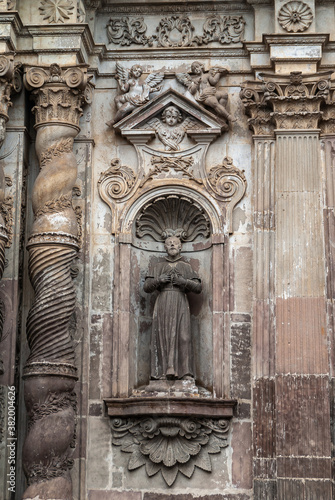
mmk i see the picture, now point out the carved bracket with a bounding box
[106,397,236,486]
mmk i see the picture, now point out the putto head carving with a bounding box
[135,194,211,242]
[161,106,183,126]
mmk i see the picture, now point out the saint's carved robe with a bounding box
[144,258,202,380]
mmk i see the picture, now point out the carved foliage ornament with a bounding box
[39,0,75,24]
[98,158,137,202]
[106,15,245,47]
[107,16,151,46]
[136,194,211,242]
[140,155,202,188]
[278,1,313,33]
[208,156,247,203]
[111,417,229,486]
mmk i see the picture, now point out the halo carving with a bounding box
[135,194,211,242]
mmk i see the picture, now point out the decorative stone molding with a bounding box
[139,155,202,188]
[208,156,247,203]
[240,84,275,136]
[241,71,331,132]
[39,0,75,24]
[194,15,246,45]
[22,63,91,500]
[0,54,21,375]
[98,158,137,202]
[135,194,211,242]
[155,15,195,48]
[110,415,231,486]
[107,16,151,46]
[0,386,4,443]
[278,1,313,33]
[106,14,245,47]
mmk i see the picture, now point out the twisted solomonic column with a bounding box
[22,64,92,500]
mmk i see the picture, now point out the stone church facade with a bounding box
[0,1,334,499]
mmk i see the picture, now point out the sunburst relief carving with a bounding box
[278,1,313,33]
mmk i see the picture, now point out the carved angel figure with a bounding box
[176,61,233,122]
[111,62,164,124]
[147,105,196,151]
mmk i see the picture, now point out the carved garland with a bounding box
[139,155,202,188]
[111,416,230,486]
[106,14,245,47]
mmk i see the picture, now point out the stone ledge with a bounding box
[104,396,236,417]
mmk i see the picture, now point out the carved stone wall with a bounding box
[0,1,335,500]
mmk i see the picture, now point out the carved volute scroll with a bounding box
[0,54,21,375]
[22,64,92,500]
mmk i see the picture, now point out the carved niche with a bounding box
[102,85,245,486]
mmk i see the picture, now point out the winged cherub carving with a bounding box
[147,105,198,151]
[176,61,234,123]
[110,62,164,125]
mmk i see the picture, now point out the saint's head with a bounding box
[164,236,182,259]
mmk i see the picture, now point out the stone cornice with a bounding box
[98,1,252,14]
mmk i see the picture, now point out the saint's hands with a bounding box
[158,271,186,286]
[158,273,171,284]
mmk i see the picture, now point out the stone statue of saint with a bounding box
[143,236,202,381]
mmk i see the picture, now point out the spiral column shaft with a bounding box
[22,64,91,500]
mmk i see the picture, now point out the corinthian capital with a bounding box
[23,63,93,129]
[241,71,332,133]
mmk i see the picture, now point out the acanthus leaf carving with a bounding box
[106,14,245,47]
[154,15,195,48]
[107,16,151,46]
[208,156,247,203]
[98,158,137,202]
[39,0,75,24]
[194,14,245,45]
[111,416,230,486]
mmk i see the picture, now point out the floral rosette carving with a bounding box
[278,1,313,33]
[111,416,230,486]
[98,158,137,205]
[208,157,247,205]
[39,0,75,24]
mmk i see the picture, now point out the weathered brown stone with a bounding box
[276,375,331,457]
[89,403,103,416]
[277,457,331,478]
[143,494,250,500]
[89,491,141,500]
[253,480,277,500]
[253,458,277,480]
[276,298,328,375]
[253,378,276,459]
[231,321,251,399]
[232,421,252,488]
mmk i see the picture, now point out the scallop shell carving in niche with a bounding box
[135,195,211,242]
[278,1,313,33]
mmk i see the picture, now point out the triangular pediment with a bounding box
[113,88,226,133]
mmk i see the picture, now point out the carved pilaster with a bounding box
[0,54,21,375]
[22,64,92,500]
